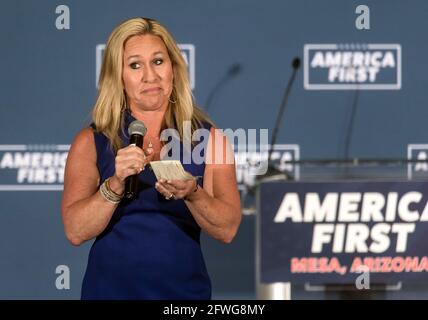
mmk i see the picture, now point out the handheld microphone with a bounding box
[124,120,147,200]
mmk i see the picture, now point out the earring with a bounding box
[168,96,177,104]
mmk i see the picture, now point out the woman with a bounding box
[61,17,241,299]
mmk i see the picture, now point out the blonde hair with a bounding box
[92,17,213,153]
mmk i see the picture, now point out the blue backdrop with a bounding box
[1,0,427,299]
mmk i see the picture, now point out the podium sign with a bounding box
[258,181,428,285]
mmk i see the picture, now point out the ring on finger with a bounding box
[165,193,175,200]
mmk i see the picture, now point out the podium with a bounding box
[255,175,292,300]
[254,173,428,299]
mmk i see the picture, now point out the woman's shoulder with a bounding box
[71,127,96,150]
[66,127,97,164]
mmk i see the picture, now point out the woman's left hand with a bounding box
[155,177,197,200]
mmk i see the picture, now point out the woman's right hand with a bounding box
[109,145,154,194]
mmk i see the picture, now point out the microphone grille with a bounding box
[128,120,147,136]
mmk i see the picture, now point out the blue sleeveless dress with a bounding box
[81,111,212,300]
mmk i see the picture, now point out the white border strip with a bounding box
[95,44,106,88]
[0,145,27,151]
[0,145,70,151]
[0,185,63,191]
[178,44,195,90]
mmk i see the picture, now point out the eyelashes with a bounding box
[153,58,163,65]
[129,59,164,69]
[129,62,140,69]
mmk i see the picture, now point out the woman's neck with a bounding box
[129,107,166,138]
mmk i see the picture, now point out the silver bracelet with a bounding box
[99,179,122,204]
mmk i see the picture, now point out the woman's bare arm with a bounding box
[61,128,118,246]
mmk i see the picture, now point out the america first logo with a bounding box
[304,44,401,90]
[235,144,300,190]
[0,145,69,191]
[408,144,428,180]
[96,43,195,89]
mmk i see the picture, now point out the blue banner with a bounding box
[260,181,428,285]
